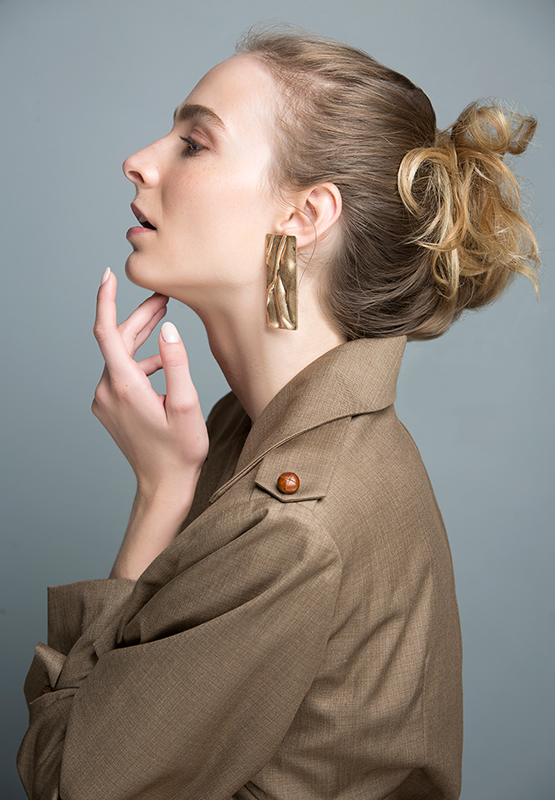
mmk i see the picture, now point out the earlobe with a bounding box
[280,182,342,248]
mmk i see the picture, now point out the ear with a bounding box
[277,182,342,248]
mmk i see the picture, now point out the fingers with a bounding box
[94,270,169,380]
[93,270,134,376]
[94,269,118,338]
[159,322,200,416]
[119,293,169,355]
[137,353,163,376]
[124,304,168,357]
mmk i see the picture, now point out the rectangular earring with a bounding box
[265,233,298,330]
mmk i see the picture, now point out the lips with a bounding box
[131,203,157,230]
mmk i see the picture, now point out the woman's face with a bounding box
[123,55,283,304]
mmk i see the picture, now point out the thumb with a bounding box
[159,322,199,414]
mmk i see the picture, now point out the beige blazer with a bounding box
[18,337,462,800]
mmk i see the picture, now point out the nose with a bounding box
[122,141,161,187]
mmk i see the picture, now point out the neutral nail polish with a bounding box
[161,322,180,343]
[101,267,111,285]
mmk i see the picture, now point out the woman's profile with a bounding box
[17,25,538,800]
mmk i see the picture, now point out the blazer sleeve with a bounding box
[17,504,342,800]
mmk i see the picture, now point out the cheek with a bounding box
[171,171,274,250]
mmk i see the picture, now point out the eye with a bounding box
[180,136,203,157]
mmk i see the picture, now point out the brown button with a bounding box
[40,685,53,695]
[277,472,300,494]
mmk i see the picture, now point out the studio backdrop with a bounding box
[1,1,553,798]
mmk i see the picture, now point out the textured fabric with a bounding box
[17,337,462,800]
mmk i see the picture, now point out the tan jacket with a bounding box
[18,337,462,800]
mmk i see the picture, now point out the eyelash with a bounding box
[180,136,203,157]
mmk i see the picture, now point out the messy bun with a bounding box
[238,27,539,340]
[398,103,539,336]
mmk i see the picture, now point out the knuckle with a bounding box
[111,379,135,402]
[93,324,107,344]
[111,383,129,401]
[168,396,195,416]
[93,384,107,406]
[163,351,187,368]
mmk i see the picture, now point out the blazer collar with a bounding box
[210,337,406,504]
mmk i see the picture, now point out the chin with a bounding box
[125,255,160,293]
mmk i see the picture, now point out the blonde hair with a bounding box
[238,27,539,340]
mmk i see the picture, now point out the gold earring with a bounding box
[265,233,298,330]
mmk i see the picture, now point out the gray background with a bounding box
[1,0,553,797]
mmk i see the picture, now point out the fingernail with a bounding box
[101,267,111,285]
[161,321,180,343]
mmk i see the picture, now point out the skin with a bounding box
[92,55,345,580]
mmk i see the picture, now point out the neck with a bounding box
[190,286,346,422]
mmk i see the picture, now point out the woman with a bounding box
[17,27,538,800]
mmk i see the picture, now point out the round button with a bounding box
[40,685,53,695]
[277,472,300,494]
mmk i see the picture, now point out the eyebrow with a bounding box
[172,102,227,133]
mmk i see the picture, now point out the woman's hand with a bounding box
[92,268,209,578]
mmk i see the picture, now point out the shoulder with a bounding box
[251,405,443,545]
